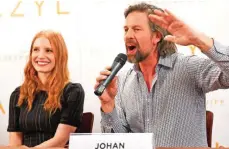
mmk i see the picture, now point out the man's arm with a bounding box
[100,92,131,133]
[149,9,213,51]
[96,71,130,133]
[186,40,229,93]
[149,9,229,92]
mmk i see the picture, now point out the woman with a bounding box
[7,30,84,148]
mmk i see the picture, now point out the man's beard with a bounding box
[127,48,149,64]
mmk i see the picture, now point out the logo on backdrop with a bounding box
[0,51,27,62]
[0,1,69,17]
[0,101,5,114]
[207,99,225,107]
[189,45,196,55]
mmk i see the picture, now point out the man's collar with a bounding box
[158,53,178,68]
[133,53,178,71]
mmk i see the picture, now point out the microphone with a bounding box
[94,53,127,96]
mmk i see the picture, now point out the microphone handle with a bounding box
[94,63,122,96]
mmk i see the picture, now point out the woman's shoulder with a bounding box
[12,86,20,93]
[62,82,85,101]
[11,86,20,97]
[63,82,84,93]
[9,86,21,103]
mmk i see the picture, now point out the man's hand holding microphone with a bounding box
[94,53,127,113]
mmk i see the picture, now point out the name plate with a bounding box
[69,133,154,149]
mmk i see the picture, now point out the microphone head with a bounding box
[114,53,127,65]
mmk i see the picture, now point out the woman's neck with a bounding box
[38,72,50,87]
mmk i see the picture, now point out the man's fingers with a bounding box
[105,66,112,70]
[149,14,169,29]
[152,9,178,26]
[164,9,177,21]
[150,9,176,29]
[100,69,111,75]
[96,75,107,82]
[95,66,112,89]
[111,76,117,84]
[153,9,166,17]
[94,82,99,90]
[107,76,117,88]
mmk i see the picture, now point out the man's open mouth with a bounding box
[128,45,136,51]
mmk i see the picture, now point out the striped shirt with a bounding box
[7,83,85,147]
[101,40,229,147]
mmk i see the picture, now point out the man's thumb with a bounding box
[164,35,176,43]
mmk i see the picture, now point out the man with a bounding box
[95,2,229,147]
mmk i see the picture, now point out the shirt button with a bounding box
[147,119,150,122]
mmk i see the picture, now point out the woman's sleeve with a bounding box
[7,87,21,132]
[60,83,85,128]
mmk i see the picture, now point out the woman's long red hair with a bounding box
[18,30,69,113]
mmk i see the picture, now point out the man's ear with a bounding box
[152,31,162,44]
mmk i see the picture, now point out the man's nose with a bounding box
[124,29,134,41]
